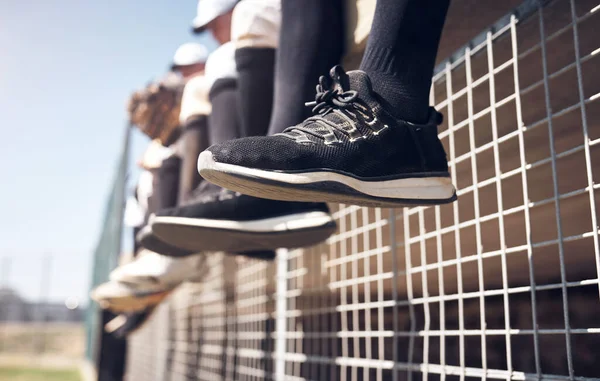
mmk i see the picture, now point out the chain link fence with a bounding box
[85,126,131,367]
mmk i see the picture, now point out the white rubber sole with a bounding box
[198,151,457,208]
[92,290,171,313]
[151,211,333,233]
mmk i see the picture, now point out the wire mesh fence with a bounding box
[125,0,600,380]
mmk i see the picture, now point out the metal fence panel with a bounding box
[85,126,130,364]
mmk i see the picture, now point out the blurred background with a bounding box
[0,1,210,379]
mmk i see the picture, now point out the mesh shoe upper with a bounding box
[207,66,449,179]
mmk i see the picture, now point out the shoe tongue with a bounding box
[347,70,375,100]
[284,69,377,139]
[329,68,373,97]
[304,71,374,133]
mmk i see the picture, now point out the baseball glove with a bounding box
[127,77,185,145]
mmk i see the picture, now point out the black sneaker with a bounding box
[137,225,195,257]
[139,185,277,260]
[198,66,456,208]
[141,222,276,260]
[149,183,336,253]
[234,250,277,261]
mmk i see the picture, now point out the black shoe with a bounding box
[138,193,277,260]
[141,224,276,260]
[150,183,336,253]
[233,250,277,261]
[136,225,195,257]
[198,66,457,208]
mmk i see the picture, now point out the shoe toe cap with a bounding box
[152,206,181,219]
[207,136,312,171]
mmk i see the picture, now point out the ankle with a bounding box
[361,70,428,123]
[408,111,448,172]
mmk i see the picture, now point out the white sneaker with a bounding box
[90,280,171,313]
[109,250,206,288]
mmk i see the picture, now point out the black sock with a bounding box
[235,47,276,137]
[155,155,181,210]
[208,78,241,145]
[267,0,346,135]
[178,115,209,204]
[132,226,142,255]
[359,0,450,123]
[162,127,181,147]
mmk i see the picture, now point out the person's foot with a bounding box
[137,225,195,257]
[235,250,277,261]
[198,66,456,208]
[91,251,206,312]
[90,281,172,313]
[109,250,206,287]
[150,182,336,253]
[138,218,275,260]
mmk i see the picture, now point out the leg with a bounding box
[360,0,451,123]
[155,155,181,210]
[178,116,210,204]
[267,0,346,135]
[208,78,241,145]
[139,156,194,257]
[235,47,276,137]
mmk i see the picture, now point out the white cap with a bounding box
[171,42,209,69]
[192,0,238,33]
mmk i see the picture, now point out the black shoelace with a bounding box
[280,66,379,143]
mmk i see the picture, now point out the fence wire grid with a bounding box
[125,1,600,380]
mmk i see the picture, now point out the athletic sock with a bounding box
[156,155,181,210]
[208,78,241,145]
[235,47,276,137]
[267,0,346,135]
[178,116,209,204]
[359,0,450,124]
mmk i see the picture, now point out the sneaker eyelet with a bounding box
[349,136,366,143]
[373,125,389,135]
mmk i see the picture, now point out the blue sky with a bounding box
[0,1,216,304]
